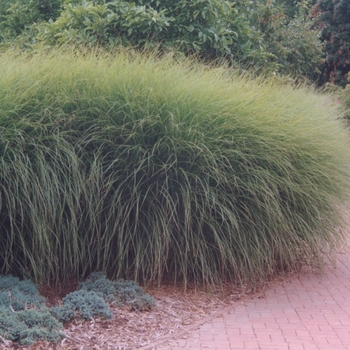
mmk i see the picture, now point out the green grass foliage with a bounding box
[341,84,350,121]
[0,49,349,287]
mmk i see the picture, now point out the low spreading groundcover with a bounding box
[0,273,155,344]
[0,49,349,287]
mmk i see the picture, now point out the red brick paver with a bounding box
[155,243,350,350]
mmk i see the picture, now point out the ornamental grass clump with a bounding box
[0,49,349,287]
[341,84,350,121]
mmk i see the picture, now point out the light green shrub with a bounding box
[0,49,349,288]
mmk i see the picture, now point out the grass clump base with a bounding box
[0,49,350,288]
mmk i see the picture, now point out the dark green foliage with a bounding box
[278,0,317,18]
[248,0,324,81]
[32,0,63,21]
[0,0,29,27]
[0,0,325,76]
[34,0,252,60]
[129,0,251,58]
[0,0,276,69]
[0,0,13,20]
[0,275,63,345]
[0,1,33,38]
[317,0,350,86]
[51,290,113,321]
[0,0,63,39]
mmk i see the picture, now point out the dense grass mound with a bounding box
[0,50,349,286]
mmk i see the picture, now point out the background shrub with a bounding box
[0,0,276,70]
[248,0,324,81]
[0,0,327,80]
[317,0,350,86]
[0,49,349,287]
[0,0,62,40]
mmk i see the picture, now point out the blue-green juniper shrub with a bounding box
[79,272,155,311]
[51,289,113,322]
[0,273,155,344]
[0,275,63,345]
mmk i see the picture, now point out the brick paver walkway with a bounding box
[155,244,350,350]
